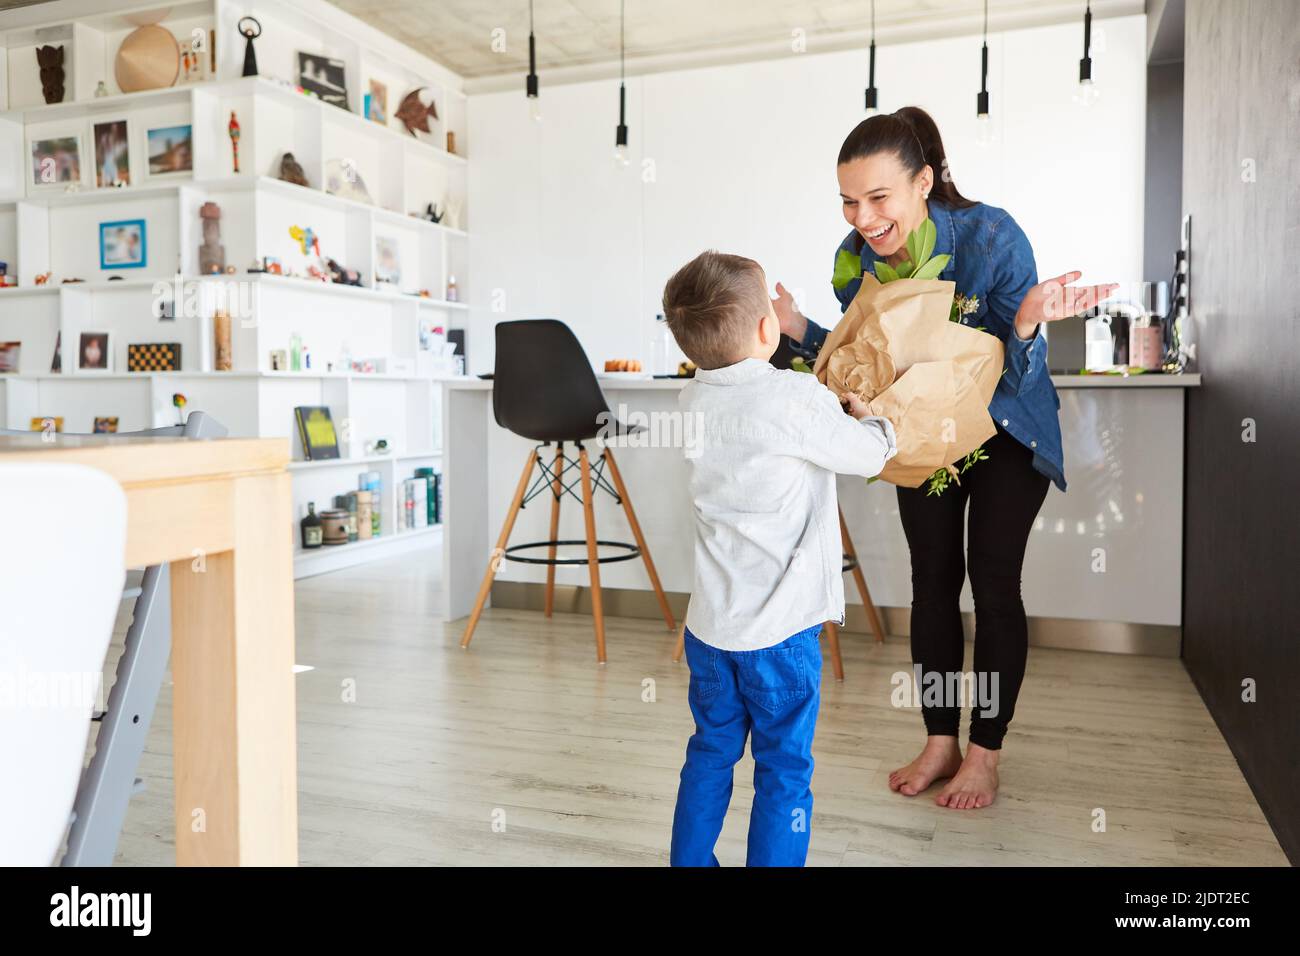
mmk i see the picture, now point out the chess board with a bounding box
[127,342,182,372]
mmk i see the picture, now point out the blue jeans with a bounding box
[670,624,823,867]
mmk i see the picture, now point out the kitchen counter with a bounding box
[440,372,1200,655]
[445,372,1202,390]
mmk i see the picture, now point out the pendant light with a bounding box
[614,0,629,165]
[1074,1,1100,106]
[864,0,878,115]
[975,0,993,145]
[526,0,541,121]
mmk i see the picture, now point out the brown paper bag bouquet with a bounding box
[811,218,1004,494]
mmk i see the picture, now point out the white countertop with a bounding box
[442,373,1202,390]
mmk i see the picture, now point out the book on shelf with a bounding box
[294,406,340,461]
[414,467,441,525]
[401,477,429,530]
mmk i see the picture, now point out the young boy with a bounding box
[663,250,898,867]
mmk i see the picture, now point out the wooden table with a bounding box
[0,434,297,866]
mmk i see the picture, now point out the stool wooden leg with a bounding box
[544,442,563,617]
[823,621,845,682]
[578,446,607,663]
[461,448,538,649]
[840,507,886,644]
[602,448,676,631]
[672,622,685,663]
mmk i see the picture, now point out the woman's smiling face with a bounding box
[838,151,933,260]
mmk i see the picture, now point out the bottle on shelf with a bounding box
[446,275,458,303]
[300,502,323,549]
[290,332,302,372]
[651,312,674,376]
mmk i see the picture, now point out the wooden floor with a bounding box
[110,546,1287,866]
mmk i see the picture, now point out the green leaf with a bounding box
[790,357,813,374]
[905,228,921,269]
[832,248,861,291]
[874,261,901,283]
[911,253,950,281]
[918,218,936,266]
[895,259,915,279]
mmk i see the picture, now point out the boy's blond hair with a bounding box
[662,251,769,370]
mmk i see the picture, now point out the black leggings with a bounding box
[895,428,1050,751]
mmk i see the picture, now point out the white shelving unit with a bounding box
[0,0,472,578]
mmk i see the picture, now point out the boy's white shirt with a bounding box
[680,357,897,652]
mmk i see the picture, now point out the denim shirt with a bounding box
[791,200,1066,492]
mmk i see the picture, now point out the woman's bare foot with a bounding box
[936,743,1000,809]
[888,735,963,796]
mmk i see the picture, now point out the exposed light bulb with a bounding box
[614,143,629,166]
[975,113,995,146]
[1073,78,1100,107]
[528,95,543,122]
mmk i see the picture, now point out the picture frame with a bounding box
[78,331,112,372]
[373,235,400,288]
[92,119,132,188]
[367,78,387,123]
[145,123,193,178]
[0,341,20,373]
[99,219,147,270]
[29,134,83,189]
[93,416,119,434]
[297,52,349,111]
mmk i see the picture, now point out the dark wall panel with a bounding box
[1181,0,1300,863]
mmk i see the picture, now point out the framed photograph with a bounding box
[374,235,400,287]
[78,332,111,372]
[367,78,387,123]
[30,416,63,434]
[93,416,119,434]
[0,341,20,373]
[99,219,147,269]
[146,124,192,177]
[92,119,131,188]
[298,52,349,110]
[30,134,82,189]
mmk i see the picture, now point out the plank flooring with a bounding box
[108,546,1288,866]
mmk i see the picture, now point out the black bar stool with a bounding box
[460,319,676,663]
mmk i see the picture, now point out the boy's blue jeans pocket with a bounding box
[671,625,823,867]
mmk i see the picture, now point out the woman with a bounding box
[774,107,1114,809]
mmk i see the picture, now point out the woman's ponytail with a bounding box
[837,106,975,209]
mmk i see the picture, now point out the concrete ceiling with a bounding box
[332,0,1135,82]
[0,1,1141,83]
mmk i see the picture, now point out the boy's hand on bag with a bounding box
[841,392,871,419]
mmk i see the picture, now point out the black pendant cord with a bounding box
[526,0,539,98]
[616,0,628,150]
[976,0,989,117]
[1079,0,1094,82]
[864,0,878,112]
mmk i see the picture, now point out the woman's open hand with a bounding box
[772,281,808,343]
[1014,271,1119,341]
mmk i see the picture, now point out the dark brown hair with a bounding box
[837,106,975,209]
[662,251,769,370]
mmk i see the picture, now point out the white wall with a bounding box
[467,15,1147,374]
